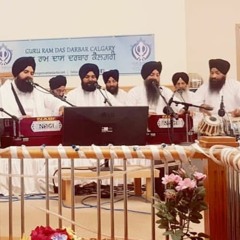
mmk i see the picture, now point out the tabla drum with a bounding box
[198,115,221,136]
[223,116,240,136]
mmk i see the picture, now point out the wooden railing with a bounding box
[0,142,239,239]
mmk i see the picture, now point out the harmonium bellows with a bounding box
[0,116,63,148]
[146,114,197,145]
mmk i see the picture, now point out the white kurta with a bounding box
[114,88,128,105]
[0,80,66,118]
[66,85,121,106]
[0,80,68,195]
[126,84,182,114]
[175,90,196,111]
[192,79,240,115]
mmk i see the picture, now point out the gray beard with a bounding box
[144,80,160,106]
[176,89,188,102]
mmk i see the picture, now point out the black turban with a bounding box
[141,61,162,80]
[172,72,189,85]
[209,59,230,75]
[78,63,100,80]
[49,75,67,90]
[102,69,119,84]
[12,56,36,77]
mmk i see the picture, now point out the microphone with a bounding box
[29,81,75,107]
[151,79,160,89]
[151,80,178,119]
[26,79,35,86]
[94,82,102,90]
[177,89,183,95]
[163,105,179,119]
[168,90,177,106]
[0,108,19,121]
[218,96,225,117]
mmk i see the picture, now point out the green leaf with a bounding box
[198,232,210,238]
[190,211,203,220]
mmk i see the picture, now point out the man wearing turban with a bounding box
[127,61,185,200]
[126,61,183,115]
[67,63,121,106]
[0,57,69,196]
[0,56,67,118]
[49,75,67,99]
[102,69,127,105]
[171,72,195,111]
[192,58,240,117]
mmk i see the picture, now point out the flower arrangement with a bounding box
[154,168,210,240]
[21,226,81,240]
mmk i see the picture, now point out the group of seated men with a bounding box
[1,56,240,195]
[1,56,240,122]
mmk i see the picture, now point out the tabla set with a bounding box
[197,114,240,137]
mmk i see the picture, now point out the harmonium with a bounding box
[146,114,198,145]
[0,116,63,148]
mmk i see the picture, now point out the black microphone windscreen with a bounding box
[94,82,102,89]
[151,79,159,86]
[218,109,225,117]
[177,89,183,95]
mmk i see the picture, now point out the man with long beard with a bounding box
[126,61,182,115]
[102,69,127,105]
[66,63,121,106]
[192,58,240,117]
[0,56,66,118]
[127,61,184,200]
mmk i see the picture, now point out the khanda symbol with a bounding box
[0,44,12,65]
[132,39,151,61]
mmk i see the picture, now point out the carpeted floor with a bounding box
[0,191,204,240]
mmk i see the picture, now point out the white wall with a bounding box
[185,0,240,82]
[3,0,240,88]
[0,0,187,88]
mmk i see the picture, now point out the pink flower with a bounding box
[162,173,182,185]
[175,178,197,191]
[193,172,207,181]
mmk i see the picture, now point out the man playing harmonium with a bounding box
[0,56,66,119]
[126,60,186,199]
[0,56,68,195]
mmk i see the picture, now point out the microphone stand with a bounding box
[0,108,19,121]
[156,88,178,119]
[170,99,216,144]
[154,85,177,143]
[171,99,213,112]
[94,83,113,171]
[95,84,112,106]
[30,82,76,107]
[0,108,19,138]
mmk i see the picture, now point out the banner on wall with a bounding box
[0,34,154,77]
